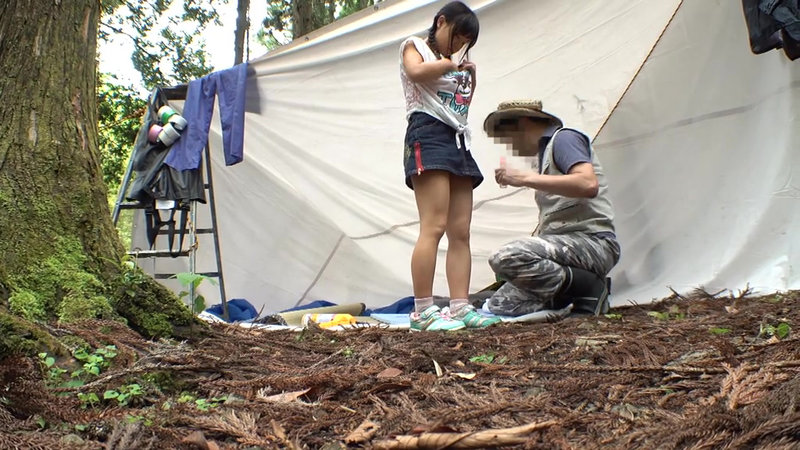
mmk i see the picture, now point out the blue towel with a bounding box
[205,298,258,322]
[365,296,414,315]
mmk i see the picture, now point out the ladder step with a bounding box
[118,202,144,210]
[156,228,214,235]
[127,249,191,258]
[118,202,191,211]
[154,272,220,280]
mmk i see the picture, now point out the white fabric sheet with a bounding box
[133,0,797,314]
[594,0,800,304]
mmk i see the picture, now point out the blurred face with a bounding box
[435,17,472,59]
[492,117,549,156]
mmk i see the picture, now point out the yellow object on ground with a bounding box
[302,313,358,329]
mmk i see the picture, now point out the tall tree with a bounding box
[100,0,224,90]
[0,0,194,356]
[259,0,375,44]
[234,0,251,65]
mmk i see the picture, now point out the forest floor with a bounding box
[1,289,798,449]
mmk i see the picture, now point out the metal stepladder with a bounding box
[112,87,228,320]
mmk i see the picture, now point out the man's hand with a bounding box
[495,167,534,188]
[495,162,599,198]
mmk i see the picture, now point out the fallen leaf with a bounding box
[575,338,607,347]
[271,419,287,440]
[344,419,380,444]
[453,372,476,380]
[377,367,402,378]
[259,388,310,403]
[433,360,443,377]
[182,431,219,450]
[340,405,357,413]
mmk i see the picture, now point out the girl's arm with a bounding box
[402,43,458,83]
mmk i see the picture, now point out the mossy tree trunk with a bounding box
[0,0,195,356]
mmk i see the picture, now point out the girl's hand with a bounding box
[459,61,476,74]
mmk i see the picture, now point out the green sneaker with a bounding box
[410,305,465,332]
[449,305,502,329]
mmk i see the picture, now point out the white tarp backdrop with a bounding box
[132,0,799,314]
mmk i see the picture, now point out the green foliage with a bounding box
[648,311,669,321]
[38,352,68,383]
[38,345,116,389]
[59,294,114,323]
[71,345,118,379]
[111,261,196,339]
[97,74,146,196]
[100,1,224,89]
[177,392,227,411]
[8,290,46,322]
[40,345,129,409]
[469,352,507,364]
[709,327,732,335]
[141,371,182,394]
[763,294,786,303]
[257,0,375,46]
[77,392,100,409]
[173,272,217,314]
[648,305,685,321]
[104,383,144,406]
[759,322,791,339]
[8,237,114,324]
[125,413,154,426]
[0,309,64,358]
[604,313,623,320]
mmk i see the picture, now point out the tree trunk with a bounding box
[292,0,315,38]
[0,0,117,277]
[0,0,196,356]
[234,0,250,65]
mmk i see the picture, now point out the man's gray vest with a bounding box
[534,128,615,236]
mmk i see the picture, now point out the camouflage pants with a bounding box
[487,233,620,316]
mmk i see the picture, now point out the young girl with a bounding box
[400,1,500,331]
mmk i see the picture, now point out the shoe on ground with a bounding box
[448,304,502,328]
[481,300,572,323]
[571,277,611,316]
[410,305,465,331]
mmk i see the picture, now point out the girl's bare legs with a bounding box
[411,170,450,307]
[445,174,473,307]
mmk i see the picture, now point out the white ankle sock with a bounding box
[449,298,469,312]
[414,297,434,313]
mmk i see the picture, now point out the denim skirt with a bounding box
[403,112,483,189]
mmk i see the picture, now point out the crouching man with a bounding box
[483,100,621,317]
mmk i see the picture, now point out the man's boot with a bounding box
[557,266,610,316]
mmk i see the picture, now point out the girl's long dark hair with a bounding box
[427,1,479,58]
